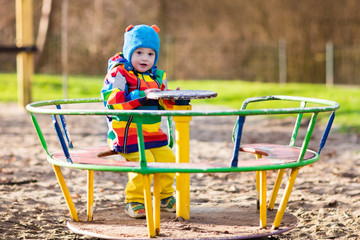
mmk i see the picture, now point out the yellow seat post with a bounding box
[256,171,260,209]
[173,104,192,220]
[87,170,94,221]
[272,167,300,230]
[254,153,267,228]
[52,165,79,221]
[143,174,155,238]
[153,173,161,235]
[259,170,267,228]
[255,153,262,209]
[268,169,285,210]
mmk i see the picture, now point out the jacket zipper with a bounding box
[123,73,160,153]
[122,115,134,153]
[140,72,161,89]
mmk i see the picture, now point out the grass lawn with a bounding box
[1,73,359,132]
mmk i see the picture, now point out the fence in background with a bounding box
[163,39,360,85]
[1,38,360,86]
[333,44,360,85]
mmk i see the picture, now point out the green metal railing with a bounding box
[27,96,339,117]
[26,95,340,174]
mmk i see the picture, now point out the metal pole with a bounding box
[173,103,192,220]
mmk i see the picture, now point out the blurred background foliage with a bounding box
[1,0,360,84]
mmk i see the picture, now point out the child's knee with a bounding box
[155,146,175,163]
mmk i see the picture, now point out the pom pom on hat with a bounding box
[151,25,160,33]
[125,25,134,32]
[123,24,160,70]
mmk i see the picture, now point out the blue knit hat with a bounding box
[122,24,160,71]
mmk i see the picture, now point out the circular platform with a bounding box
[67,204,298,239]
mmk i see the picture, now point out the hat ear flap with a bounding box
[125,25,134,32]
[151,25,160,33]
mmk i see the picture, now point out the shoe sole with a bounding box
[124,209,146,219]
[160,205,176,213]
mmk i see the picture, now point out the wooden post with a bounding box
[61,0,69,99]
[166,36,175,80]
[36,0,52,54]
[326,42,334,86]
[279,38,287,84]
[16,0,34,107]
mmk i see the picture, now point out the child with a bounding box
[101,24,176,218]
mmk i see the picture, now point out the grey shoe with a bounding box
[160,196,176,212]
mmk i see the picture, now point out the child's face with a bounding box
[131,48,156,72]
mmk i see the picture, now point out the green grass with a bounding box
[169,80,360,132]
[1,73,359,132]
[0,73,103,101]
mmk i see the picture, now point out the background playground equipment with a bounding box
[26,95,339,239]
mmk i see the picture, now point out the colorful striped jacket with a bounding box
[101,53,174,153]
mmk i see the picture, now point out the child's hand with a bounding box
[168,87,181,104]
[165,87,180,91]
[145,88,161,98]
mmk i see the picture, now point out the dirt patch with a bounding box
[1,103,359,239]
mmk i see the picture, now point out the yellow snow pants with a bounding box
[119,146,176,204]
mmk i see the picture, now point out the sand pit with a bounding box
[1,103,360,239]
[67,205,298,239]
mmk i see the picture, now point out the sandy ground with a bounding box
[1,102,360,240]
